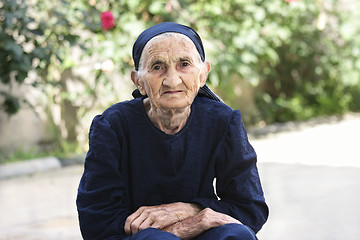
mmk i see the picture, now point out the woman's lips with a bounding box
[164,90,183,94]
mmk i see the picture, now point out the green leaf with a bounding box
[4,12,15,28]
[0,92,20,115]
[15,71,28,83]
[5,41,23,59]
[30,28,44,36]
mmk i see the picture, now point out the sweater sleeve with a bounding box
[76,115,130,240]
[192,110,269,233]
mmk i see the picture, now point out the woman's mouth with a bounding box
[164,90,182,94]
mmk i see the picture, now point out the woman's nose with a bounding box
[163,67,182,88]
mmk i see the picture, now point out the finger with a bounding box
[135,208,170,231]
[124,208,145,235]
[147,213,170,230]
[124,215,137,235]
[223,215,242,225]
[129,210,151,235]
[201,208,241,227]
[149,210,180,229]
[138,215,156,231]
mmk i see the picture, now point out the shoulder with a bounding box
[90,98,143,134]
[193,96,236,122]
[191,96,242,136]
[101,98,143,122]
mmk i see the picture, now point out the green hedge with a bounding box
[1,0,359,127]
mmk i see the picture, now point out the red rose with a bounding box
[101,11,115,30]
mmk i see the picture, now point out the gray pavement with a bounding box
[0,165,82,240]
[257,163,360,240]
[1,114,360,240]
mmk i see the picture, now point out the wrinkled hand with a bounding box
[163,208,242,240]
[124,202,201,236]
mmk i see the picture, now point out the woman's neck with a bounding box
[144,98,191,135]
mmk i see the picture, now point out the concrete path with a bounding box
[0,165,82,240]
[253,114,360,240]
[0,114,359,240]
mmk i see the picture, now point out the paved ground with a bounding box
[0,114,359,240]
[254,114,360,240]
[0,166,82,240]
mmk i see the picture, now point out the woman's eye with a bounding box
[181,62,190,67]
[153,65,162,71]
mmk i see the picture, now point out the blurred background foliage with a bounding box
[1,0,360,156]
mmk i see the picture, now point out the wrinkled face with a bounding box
[133,34,209,110]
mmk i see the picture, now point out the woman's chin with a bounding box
[158,98,193,110]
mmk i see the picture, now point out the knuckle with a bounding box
[143,209,154,218]
[130,222,138,230]
[203,208,212,215]
[126,216,134,223]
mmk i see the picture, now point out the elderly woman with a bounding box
[77,22,268,240]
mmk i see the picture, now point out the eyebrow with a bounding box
[149,59,165,67]
[147,56,194,69]
[179,57,192,62]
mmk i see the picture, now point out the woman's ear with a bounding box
[131,70,146,95]
[200,61,211,87]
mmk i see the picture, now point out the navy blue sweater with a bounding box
[76,96,268,240]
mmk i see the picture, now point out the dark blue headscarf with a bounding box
[131,22,222,102]
[132,22,205,71]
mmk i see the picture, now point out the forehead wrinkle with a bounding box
[146,51,196,67]
[146,50,169,67]
[141,35,201,70]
